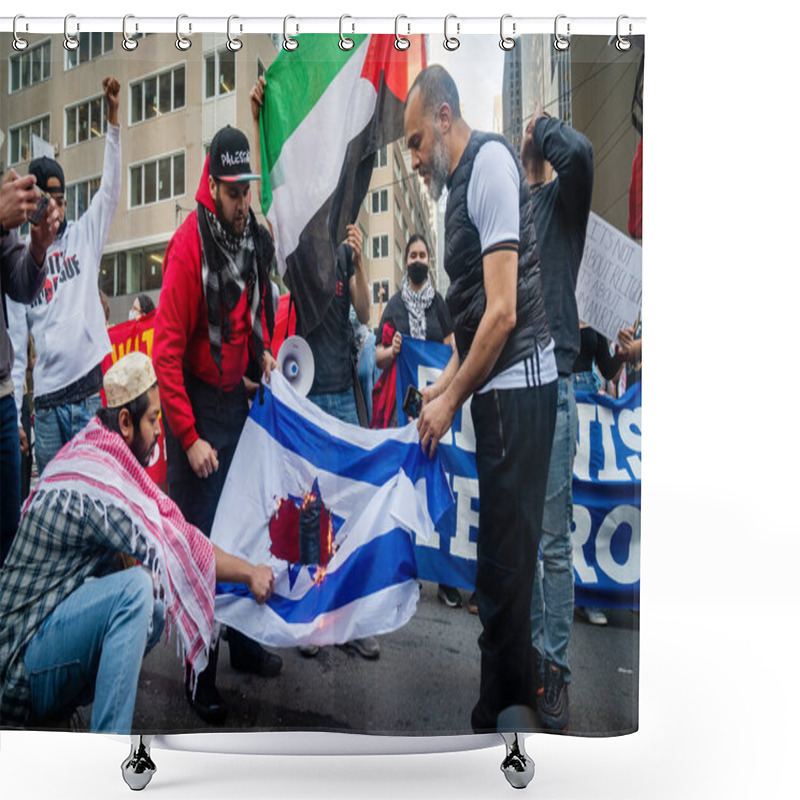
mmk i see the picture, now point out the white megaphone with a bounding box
[276,336,315,397]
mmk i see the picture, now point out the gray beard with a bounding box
[428,128,450,202]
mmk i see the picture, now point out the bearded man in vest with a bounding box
[404,65,557,733]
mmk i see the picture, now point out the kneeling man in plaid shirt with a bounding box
[0,352,274,733]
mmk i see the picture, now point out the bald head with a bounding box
[407,65,462,120]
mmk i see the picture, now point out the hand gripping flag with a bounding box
[211,373,452,648]
[258,33,426,335]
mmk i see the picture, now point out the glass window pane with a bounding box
[78,103,89,142]
[219,49,236,94]
[173,153,185,196]
[21,54,30,87]
[144,77,157,120]
[144,162,157,205]
[104,32,113,52]
[90,98,103,138]
[79,32,90,63]
[173,67,185,109]
[41,117,49,143]
[11,57,21,91]
[32,50,42,84]
[77,182,89,218]
[131,166,142,207]
[11,129,20,164]
[143,249,164,291]
[159,72,172,114]
[43,42,51,79]
[99,254,115,296]
[131,82,143,124]
[158,158,172,201]
[66,46,78,70]
[20,126,30,162]
[205,54,215,98]
[66,107,77,146]
[91,32,102,59]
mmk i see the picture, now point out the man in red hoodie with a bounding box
[153,126,280,725]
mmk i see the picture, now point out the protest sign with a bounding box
[576,212,642,343]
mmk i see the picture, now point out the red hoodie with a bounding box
[153,157,269,451]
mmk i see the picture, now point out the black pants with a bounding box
[469,381,557,733]
[164,374,262,666]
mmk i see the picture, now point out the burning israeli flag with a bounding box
[211,373,452,648]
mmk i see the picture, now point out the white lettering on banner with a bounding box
[454,395,476,453]
[451,475,479,560]
[416,365,454,447]
[594,505,640,584]
[571,505,640,585]
[617,407,642,479]
[574,403,596,481]
[575,401,641,483]
[596,405,629,482]
[571,505,598,583]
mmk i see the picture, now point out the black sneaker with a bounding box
[538,660,568,731]
[437,584,462,608]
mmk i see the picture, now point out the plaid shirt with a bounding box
[0,490,145,727]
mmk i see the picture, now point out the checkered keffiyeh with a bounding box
[0,418,216,727]
[401,277,436,340]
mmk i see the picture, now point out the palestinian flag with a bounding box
[258,34,426,336]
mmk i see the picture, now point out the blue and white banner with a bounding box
[396,338,641,609]
[211,373,453,647]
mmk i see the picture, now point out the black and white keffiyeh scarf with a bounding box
[198,205,267,373]
[401,277,436,340]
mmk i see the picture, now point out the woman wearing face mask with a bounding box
[373,234,463,611]
[129,293,156,321]
[375,234,454,375]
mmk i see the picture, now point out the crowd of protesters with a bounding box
[0,64,641,738]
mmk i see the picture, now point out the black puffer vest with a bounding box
[444,131,551,385]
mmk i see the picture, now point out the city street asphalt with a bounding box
[129,581,638,737]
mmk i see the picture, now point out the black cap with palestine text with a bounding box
[208,126,261,182]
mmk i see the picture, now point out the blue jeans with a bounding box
[531,375,578,682]
[572,370,599,394]
[34,394,103,474]
[307,388,359,425]
[357,333,376,422]
[23,567,165,733]
[1,394,22,565]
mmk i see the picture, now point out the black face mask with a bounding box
[407,261,429,286]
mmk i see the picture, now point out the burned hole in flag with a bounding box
[268,478,341,582]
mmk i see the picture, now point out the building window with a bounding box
[375,145,388,168]
[372,279,390,305]
[130,65,186,124]
[394,154,403,184]
[371,189,388,214]
[65,32,113,70]
[130,152,185,208]
[9,40,51,93]
[64,96,107,147]
[205,48,236,98]
[371,234,389,260]
[395,197,403,228]
[8,115,50,165]
[66,176,101,222]
[100,244,166,297]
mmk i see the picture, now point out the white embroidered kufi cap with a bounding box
[104,351,157,408]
